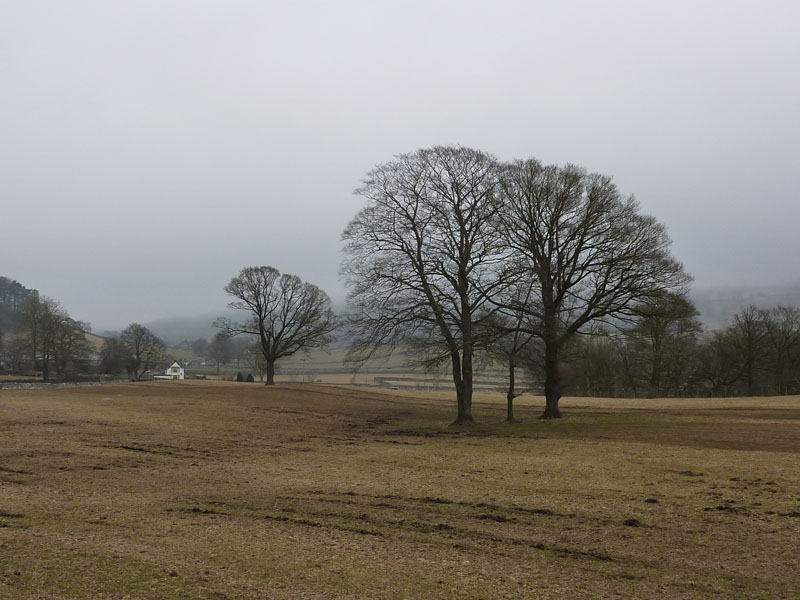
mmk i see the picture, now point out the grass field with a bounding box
[1,382,799,599]
[200,347,509,391]
[0,375,41,382]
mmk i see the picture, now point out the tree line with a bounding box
[511,301,800,402]
[0,292,172,382]
[0,294,92,380]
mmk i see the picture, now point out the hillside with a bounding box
[0,276,37,331]
[142,313,223,346]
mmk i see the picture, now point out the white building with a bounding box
[154,361,185,380]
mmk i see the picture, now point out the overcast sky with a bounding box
[2,0,798,330]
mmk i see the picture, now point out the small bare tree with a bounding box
[726,306,770,396]
[208,331,234,374]
[21,295,46,372]
[216,266,335,385]
[483,281,539,422]
[120,323,165,381]
[245,347,269,382]
[765,306,800,395]
[496,159,690,418]
[52,318,91,377]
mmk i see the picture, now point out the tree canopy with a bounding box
[120,323,165,381]
[342,146,506,424]
[495,158,691,417]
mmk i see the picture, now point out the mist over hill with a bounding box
[142,304,350,346]
[139,313,227,346]
[8,267,799,344]
[691,281,800,330]
[135,286,800,346]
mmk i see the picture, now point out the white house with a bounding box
[154,361,185,380]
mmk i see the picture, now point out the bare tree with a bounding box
[2,337,29,373]
[190,337,210,358]
[765,306,800,395]
[342,146,507,425]
[100,337,131,375]
[21,296,68,380]
[483,282,539,422]
[623,292,702,397]
[52,318,91,377]
[694,330,743,396]
[496,159,690,418]
[244,346,269,382]
[21,294,45,371]
[208,331,234,374]
[216,266,335,385]
[726,306,770,396]
[120,323,165,381]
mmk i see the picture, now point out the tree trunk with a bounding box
[506,358,516,422]
[265,360,275,385]
[450,350,475,425]
[541,339,562,419]
[649,355,661,398]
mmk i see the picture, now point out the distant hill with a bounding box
[139,288,800,345]
[144,302,350,346]
[0,276,37,331]
[691,281,800,330]
[143,313,226,346]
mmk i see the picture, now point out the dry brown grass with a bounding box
[1,382,799,599]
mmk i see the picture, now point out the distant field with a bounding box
[198,347,509,391]
[0,375,41,382]
[1,382,798,599]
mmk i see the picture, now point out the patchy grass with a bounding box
[0,381,798,599]
[0,375,42,382]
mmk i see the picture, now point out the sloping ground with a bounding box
[0,382,798,599]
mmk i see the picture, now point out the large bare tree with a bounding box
[342,146,507,424]
[216,266,335,385]
[496,159,690,418]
